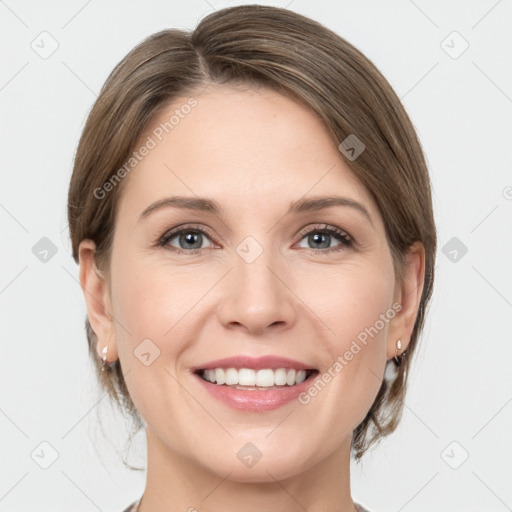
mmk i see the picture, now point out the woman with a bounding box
[67,5,436,511]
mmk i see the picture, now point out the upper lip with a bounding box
[192,355,316,372]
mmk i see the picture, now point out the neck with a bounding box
[137,427,357,512]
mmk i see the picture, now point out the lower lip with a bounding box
[193,371,319,412]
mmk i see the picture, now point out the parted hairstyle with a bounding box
[67,4,436,462]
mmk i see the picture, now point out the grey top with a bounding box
[123,500,138,512]
[123,498,371,511]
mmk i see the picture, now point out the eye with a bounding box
[295,224,353,252]
[157,223,354,255]
[158,224,216,254]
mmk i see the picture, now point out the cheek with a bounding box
[294,256,395,353]
[110,235,395,433]
[294,259,394,424]
[108,260,196,421]
[112,250,205,337]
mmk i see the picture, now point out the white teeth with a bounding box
[215,368,225,385]
[225,368,238,385]
[296,369,307,384]
[274,368,287,386]
[256,369,274,387]
[201,367,312,387]
[239,368,256,386]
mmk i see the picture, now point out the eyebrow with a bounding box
[138,195,373,225]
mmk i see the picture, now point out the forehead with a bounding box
[117,85,378,222]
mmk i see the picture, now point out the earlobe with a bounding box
[78,239,118,362]
[386,241,426,360]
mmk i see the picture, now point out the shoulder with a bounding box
[122,499,370,512]
[122,499,140,512]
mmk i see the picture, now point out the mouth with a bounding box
[194,367,319,390]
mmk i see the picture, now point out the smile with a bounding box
[193,367,320,411]
[197,367,317,388]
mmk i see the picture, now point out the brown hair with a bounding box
[67,4,436,462]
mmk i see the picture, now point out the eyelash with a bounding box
[157,223,354,255]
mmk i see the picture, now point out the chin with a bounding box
[197,444,319,484]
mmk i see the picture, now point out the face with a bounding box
[83,84,415,483]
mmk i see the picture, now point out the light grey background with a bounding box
[1,0,511,511]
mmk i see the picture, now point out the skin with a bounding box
[79,84,425,512]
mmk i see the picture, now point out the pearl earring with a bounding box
[394,339,406,366]
[101,345,108,372]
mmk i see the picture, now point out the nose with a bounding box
[216,243,297,336]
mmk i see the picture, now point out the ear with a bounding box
[78,239,118,363]
[386,241,426,360]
